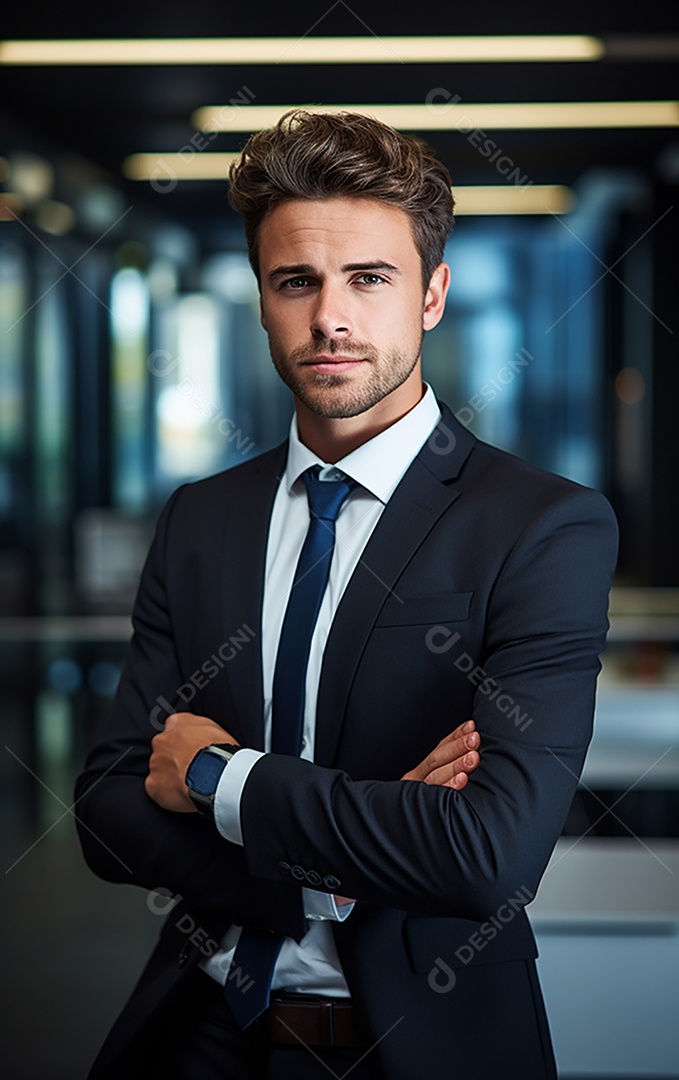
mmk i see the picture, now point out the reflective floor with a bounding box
[1,819,158,1080]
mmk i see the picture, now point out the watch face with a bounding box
[186,749,229,797]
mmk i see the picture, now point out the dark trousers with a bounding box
[125,970,379,1080]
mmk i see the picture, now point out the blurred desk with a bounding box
[608,586,679,642]
[531,838,679,1077]
[585,686,679,789]
[0,616,132,642]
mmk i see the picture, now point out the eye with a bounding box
[281,276,310,290]
[355,273,385,286]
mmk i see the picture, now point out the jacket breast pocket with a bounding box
[374,591,473,628]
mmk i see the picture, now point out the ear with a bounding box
[259,297,267,331]
[422,262,450,332]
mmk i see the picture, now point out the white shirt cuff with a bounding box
[304,888,355,922]
[213,747,265,844]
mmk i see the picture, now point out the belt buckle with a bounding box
[269,993,341,1048]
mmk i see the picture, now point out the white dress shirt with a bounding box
[201,383,442,994]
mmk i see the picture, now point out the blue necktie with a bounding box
[223,466,356,1029]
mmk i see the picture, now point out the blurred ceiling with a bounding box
[1,0,678,246]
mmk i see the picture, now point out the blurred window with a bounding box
[110,266,149,510]
[424,217,605,490]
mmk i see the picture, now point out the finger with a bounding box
[424,730,479,775]
[400,723,479,782]
[422,750,480,787]
[446,771,469,790]
[402,735,477,781]
[435,719,476,748]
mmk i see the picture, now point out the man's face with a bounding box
[257,197,447,422]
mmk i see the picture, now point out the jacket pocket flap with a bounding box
[375,591,473,627]
[404,911,538,973]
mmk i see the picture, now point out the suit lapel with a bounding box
[314,405,476,766]
[219,442,288,751]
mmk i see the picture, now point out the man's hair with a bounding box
[228,109,455,289]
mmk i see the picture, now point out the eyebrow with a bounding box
[268,261,401,280]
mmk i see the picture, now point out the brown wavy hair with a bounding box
[228,109,454,289]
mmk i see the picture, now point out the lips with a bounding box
[302,355,367,373]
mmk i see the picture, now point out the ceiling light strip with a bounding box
[455,185,575,214]
[123,152,241,181]
[193,101,679,133]
[0,35,604,66]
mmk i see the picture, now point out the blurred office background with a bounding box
[1,3,678,1077]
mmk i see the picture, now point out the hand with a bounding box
[145,712,239,813]
[401,720,480,790]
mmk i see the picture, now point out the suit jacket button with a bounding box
[306,870,322,886]
[278,861,291,875]
[323,875,341,891]
[291,864,306,880]
[178,942,190,967]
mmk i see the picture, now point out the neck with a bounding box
[295,381,425,463]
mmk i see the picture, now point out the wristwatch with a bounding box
[185,743,240,817]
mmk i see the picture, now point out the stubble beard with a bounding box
[269,336,424,419]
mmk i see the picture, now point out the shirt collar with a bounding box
[285,383,441,504]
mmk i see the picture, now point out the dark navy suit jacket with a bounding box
[75,404,618,1079]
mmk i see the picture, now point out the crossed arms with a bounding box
[75,477,618,925]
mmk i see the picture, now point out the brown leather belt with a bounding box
[263,994,362,1047]
[201,974,362,1048]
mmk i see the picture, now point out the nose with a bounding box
[310,283,352,340]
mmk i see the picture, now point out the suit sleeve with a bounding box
[73,487,305,939]
[237,486,619,921]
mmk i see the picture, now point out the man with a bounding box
[76,110,618,1079]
